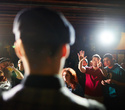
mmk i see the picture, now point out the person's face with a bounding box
[89,61,93,66]
[103,57,112,67]
[83,60,87,66]
[92,57,100,67]
[0,71,4,76]
[0,62,8,70]
[62,72,71,83]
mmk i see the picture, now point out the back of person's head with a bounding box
[103,53,113,60]
[13,7,75,58]
[92,54,101,59]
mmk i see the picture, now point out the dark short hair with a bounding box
[13,7,75,46]
[13,7,75,57]
[92,54,101,59]
[103,53,113,60]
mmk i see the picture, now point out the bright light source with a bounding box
[99,31,115,45]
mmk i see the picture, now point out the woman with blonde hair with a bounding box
[61,67,84,97]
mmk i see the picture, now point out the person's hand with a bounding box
[101,79,112,85]
[6,63,15,72]
[103,79,113,84]
[77,50,87,61]
[101,80,106,85]
[6,66,14,72]
[9,63,14,67]
[97,61,103,68]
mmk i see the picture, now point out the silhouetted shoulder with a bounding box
[1,84,105,110]
[60,87,106,110]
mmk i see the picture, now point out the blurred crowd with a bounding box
[0,57,24,91]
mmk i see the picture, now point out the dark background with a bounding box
[0,0,125,68]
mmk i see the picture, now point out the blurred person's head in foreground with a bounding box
[13,7,75,76]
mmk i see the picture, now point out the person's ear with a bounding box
[14,39,25,59]
[62,44,70,58]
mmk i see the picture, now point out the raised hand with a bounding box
[101,80,106,85]
[97,61,103,68]
[104,79,112,84]
[77,50,87,61]
[102,79,114,85]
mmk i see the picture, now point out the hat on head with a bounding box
[0,57,10,64]
[13,7,75,46]
[85,59,88,64]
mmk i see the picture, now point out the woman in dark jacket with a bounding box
[61,67,84,97]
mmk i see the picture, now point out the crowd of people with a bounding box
[0,57,24,90]
[0,6,124,110]
[76,51,125,110]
